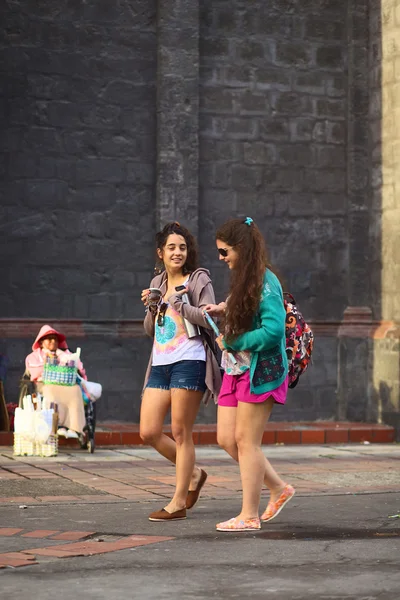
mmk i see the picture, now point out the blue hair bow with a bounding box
[244,217,253,226]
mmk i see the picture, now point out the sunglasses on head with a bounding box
[218,247,229,257]
[157,303,168,327]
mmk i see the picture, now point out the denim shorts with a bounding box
[146,360,207,392]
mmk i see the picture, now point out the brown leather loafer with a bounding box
[148,508,187,521]
[186,469,208,510]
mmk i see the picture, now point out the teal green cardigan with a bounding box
[223,269,288,394]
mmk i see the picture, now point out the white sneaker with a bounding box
[57,427,67,438]
[67,429,79,439]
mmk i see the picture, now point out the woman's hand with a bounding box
[216,334,225,351]
[142,289,158,316]
[141,289,150,306]
[167,287,188,303]
[204,302,226,317]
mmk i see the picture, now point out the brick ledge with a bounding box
[0,422,395,447]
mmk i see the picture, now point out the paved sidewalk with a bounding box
[1,444,399,599]
[1,444,399,505]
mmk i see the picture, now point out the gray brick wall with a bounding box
[198,0,348,420]
[156,0,200,235]
[199,1,347,321]
[1,1,380,425]
[0,0,157,320]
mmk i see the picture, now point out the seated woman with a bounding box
[25,325,87,439]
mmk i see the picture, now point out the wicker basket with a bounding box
[13,433,58,457]
[40,434,58,457]
[13,433,39,456]
[43,363,77,386]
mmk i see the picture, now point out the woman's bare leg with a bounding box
[217,404,286,503]
[140,387,203,491]
[140,387,176,461]
[163,388,203,513]
[234,399,275,519]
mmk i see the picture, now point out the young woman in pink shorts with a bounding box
[205,217,295,532]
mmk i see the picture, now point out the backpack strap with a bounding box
[283,292,296,305]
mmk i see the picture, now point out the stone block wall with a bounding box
[0,0,157,321]
[199,1,348,322]
[3,0,395,426]
[198,0,348,420]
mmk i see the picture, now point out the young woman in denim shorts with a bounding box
[140,222,221,522]
[205,218,295,532]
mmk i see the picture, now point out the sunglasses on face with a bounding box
[157,303,168,327]
[218,247,229,257]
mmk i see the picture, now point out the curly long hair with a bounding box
[155,222,199,275]
[216,218,272,342]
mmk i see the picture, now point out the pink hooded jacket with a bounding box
[25,325,87,381]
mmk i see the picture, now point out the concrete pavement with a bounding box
[0,444,399,599]
[1,444,400,504]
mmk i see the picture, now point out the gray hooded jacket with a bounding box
[143,268,222,405]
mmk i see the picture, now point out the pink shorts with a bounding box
[218,370,288,408]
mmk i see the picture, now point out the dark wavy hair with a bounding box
[216,218,273,341]
[155,222,199,275]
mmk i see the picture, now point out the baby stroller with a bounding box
[19,372,97,454]
[77,377,97,454]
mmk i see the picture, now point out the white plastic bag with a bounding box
[34,410,53,444]
[14,406,35,440]
[84,381,102,400]
[15,396,54,443]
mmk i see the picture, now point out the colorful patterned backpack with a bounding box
[284,292,314,388]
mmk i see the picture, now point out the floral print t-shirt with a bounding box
[152,302,205,366]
